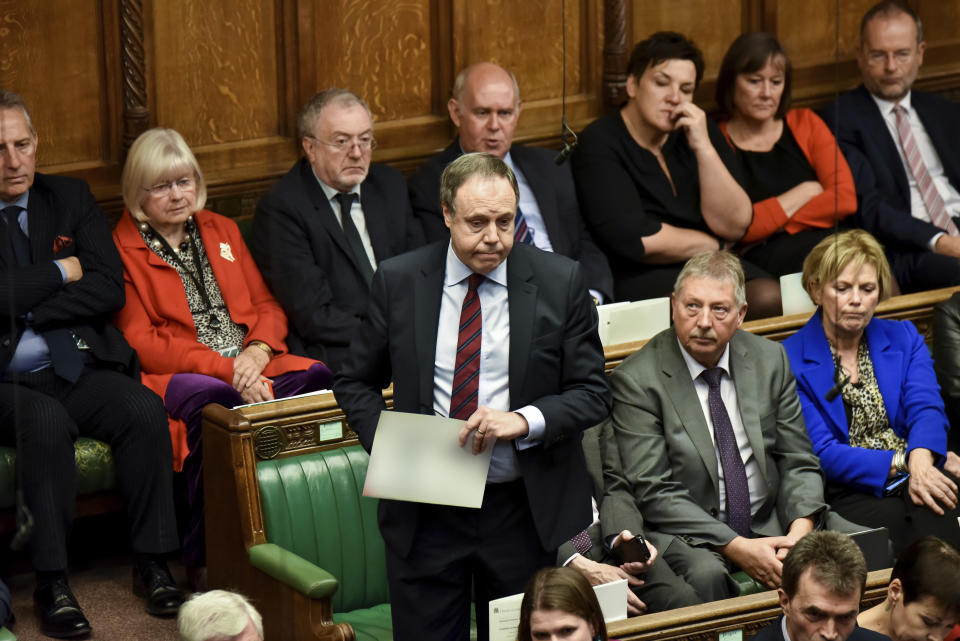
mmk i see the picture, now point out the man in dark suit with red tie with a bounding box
[0,90,183,638]
[251,88,424,371]
[334,152,611,641]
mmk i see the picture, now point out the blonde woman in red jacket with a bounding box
[113,128,332,583]
[716,32,858,277]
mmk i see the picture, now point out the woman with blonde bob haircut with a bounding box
[517,567,607,641]
[783,230,960,556]
[113,128,332,586]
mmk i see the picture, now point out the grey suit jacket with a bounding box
[609,328,828,548]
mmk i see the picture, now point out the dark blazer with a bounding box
[609,328,829,548]
[819,85,960,250]
[333,241,612,557]
[0,173,136,375]
[251,158,424,370]
[784,312,949,496]
[407,141,613,301]
[749,616,890,641]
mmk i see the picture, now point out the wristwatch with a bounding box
[249,341,273,357]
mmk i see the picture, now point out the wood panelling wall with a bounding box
[0,0,957,219]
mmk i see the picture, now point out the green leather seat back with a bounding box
[0,438,116,509]
[257,445,388,614]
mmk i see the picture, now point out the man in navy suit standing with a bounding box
[408,62,613,304]
[251,89,424,371]
[0,90,183,638]
[821,1,960,292]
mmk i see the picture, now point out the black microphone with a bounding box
[554,140,577,165]
[824,355,850,402]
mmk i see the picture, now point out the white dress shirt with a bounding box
[313,172,378,269]
[678,340,769,520]
[871,91,960,248]
[432,244,545,483]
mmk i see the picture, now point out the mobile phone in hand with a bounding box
[617,535,651,563]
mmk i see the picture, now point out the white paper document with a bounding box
[363,410,494,508]
[488,579,628,641]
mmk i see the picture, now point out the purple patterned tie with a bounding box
[570,528,593,556]
[514,206,534,245]
[449,273,484,420]
[700,368,752,537]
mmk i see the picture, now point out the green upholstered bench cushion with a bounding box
[248,543,339,599]
[333,603,394,641]
[0,626,14,641]
[0,438,115,509]
[732,570,765,596]
[257,445,388,614]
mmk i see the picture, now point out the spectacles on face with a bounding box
[306,134,377,153]
[144,176,196,199]
[865,50,914,66]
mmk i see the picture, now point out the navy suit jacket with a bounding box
[819,85,960,250]
[333,242,611,557]
[783,312,949,497]
[749,616,890,641]
[407,141,614,301]
[0,173,137,375]
[251,158,424,370]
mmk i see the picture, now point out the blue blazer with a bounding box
[783,312,949,496]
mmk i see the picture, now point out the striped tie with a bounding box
[514,206,534,245]
[894,105,959,236]
[449,273,484,420]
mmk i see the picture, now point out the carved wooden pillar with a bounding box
[602,0,628,110]
[120,0,149,151]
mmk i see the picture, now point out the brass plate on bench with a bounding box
[253,426,286,460]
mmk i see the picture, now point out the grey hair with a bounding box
[178,590,263,641]
[439,152,519,217]
[297,88,372,140]
[860,0,923,45]
[0,89,36,137]
[674,250,747,307]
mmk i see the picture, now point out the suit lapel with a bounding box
[26,186,55,265]
[913,93,960,192]
[729,333,767,484]
[796,313,848,437]
[507,249,537,405]
[298,160,366,276]
[360,174,392,262]
[854,86,910,197]
[415,244,446,408]
[512,146,564,252]
[864,321,902,423]
[660,333,720,488]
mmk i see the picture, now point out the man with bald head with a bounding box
[409,62,613,303]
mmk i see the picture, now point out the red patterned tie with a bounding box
[449,273,485,420]
[894,105,959,236]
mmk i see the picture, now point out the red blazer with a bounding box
[113,209,316,469]
[720,108,857,244]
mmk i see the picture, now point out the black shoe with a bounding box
[33,578,91,638]
[132,559,185,617]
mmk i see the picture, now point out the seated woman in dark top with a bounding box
[572,31,779,317]
[716,32,857,276]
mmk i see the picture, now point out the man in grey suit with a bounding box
[607,251,838,600]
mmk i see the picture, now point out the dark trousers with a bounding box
[167,363,332,567]
[889,248,960,294]
[0,364,178,572]
[741,228,837,278]
[384,480,554,641]
[826,473,960,557]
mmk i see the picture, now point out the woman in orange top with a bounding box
[716,32,857,276]
[113,128,332,579]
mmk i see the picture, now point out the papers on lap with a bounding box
[363,410,494,508]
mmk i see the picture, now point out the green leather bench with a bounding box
[0,437,116,511]
[251,445,392,641]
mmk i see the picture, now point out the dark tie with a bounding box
[700,367,751,537]
[513,206,534,245]
[333,192,375,286]
[449,273,484,420]
[570,528,593,556]
[2,206,84,383]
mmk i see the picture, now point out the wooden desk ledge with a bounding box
[606,568,891,641]
[603,285,960,372]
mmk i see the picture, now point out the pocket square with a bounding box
[53,235,73,253]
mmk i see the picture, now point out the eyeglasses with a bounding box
[144,176,196,198]
[865,50,915,67]
[306,135,377,153]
